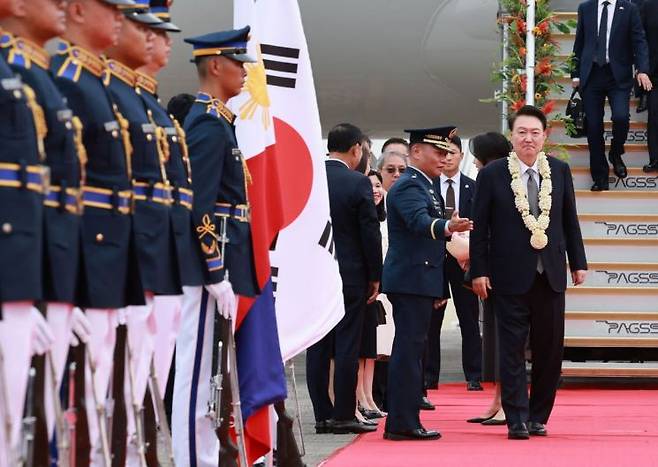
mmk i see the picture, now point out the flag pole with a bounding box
[525,0,536,106]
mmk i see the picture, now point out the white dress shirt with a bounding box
[439,172,461,212]
[518,157,541,195]
[597,0,616,63]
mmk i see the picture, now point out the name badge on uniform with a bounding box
[57,109,73,122]
[232,148,242,162]
[164,127,177,136]
[1,77,22,91]
[141,123,156,134]
[104,120,119,132]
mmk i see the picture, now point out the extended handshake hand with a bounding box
[447,210,473,233]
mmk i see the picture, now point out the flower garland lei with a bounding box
[508,151,552,249]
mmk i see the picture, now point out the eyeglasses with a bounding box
[384,166,406,174]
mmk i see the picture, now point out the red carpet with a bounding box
[321,383,658,467]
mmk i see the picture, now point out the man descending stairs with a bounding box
[547,11,658,378]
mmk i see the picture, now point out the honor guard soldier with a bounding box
[103,3,182,463]
[51,0,146,463]
[0,0,92,460]
[172,27,260,467]
[382,127,472,441]
[135,0,204,421]
[0,0,53,461]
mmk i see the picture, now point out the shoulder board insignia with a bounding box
[55,41,105,82]
[195,91,236,125]
[136,71,158,95]
[105,59,137,87]
[6,37,50,70]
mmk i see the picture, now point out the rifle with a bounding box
[47,352,70,467]
[65,362,77,467]
[86,345,112,466]
[125,333,148,467]
[225,318,248,467]
[18,367,37,467]
[273,363,306,467]
[0,344,13,466]
[147,358,174,465]
[216,317,238,467]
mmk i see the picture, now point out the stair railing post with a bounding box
[525,0,536,106]
[499,2,511,133]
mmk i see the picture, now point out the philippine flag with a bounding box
[230,0,346,461]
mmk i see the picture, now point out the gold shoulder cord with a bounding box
[112,104,133,181]
[146,109,170,185]
[22,84,47,162]
[171,117,192,185]
[71,117,87,186]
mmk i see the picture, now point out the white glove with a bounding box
[70,307,92,346]
[205,280,237,321]
[30,307,55,355]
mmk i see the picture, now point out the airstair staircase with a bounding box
[550,11,658,378]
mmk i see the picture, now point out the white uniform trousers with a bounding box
[0,301,37,460]
[44,303,73,440]
[152,295,182,395]
[123,296,156,466]
[84,308,118,467]
[172,286,219,467]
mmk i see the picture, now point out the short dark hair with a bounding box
[367,170,387,222]
[451,135,462,152]
[508,105,547,131]
[327,123,363,153]
[167,93,196,125]
[382,137,409,153]
[367,169,383,184]
[469,132,512,166]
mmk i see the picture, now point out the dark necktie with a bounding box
[445,179,455,219]
[526,168,544,273]
[596,1,610,65]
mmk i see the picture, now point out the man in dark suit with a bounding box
[640,0,658,172]
[471,105,588,440]
[425,137,483,392]
[306,123,382,434]
[572,0,652,190]
[382,126,472,441]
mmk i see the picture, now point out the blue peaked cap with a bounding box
[184,26,256,63]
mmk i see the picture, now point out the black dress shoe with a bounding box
[315,420,334,434]
[644,161,658,173]
[361,418,378,426]
[466,414,495,423]
[609,153,628,178]
[384,428,441,441]
[362,409,385,419]
[332,419,377,434]
[590,181,609,191]
[481,417,507,426]
[419,396,435,411]
[467,381,483,391]
[528,422,547,436]
[508,423,530,440]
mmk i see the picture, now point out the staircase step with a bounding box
[561,361,658,377]
[578,215,658,239]
[582,263,658,287]
[572,167,657,191]
[566,286,658,312]
[554,12,578,21]
[563,148,647,168]
[550,98,643,122]
[549,121,647,144]
[554,33,575,51]
[564,337,658,348]
[583,238,658,262]
[565,311,658,341]
[575,190,658,214]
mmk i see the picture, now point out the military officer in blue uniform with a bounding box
[103,3,184,462]
[172,26,259,467]
[382,127,472,441]
[0,0,91,456]
[51,0,147,462]
[0,0,53,458]
[135,0,204,414]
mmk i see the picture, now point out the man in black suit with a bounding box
[425,137,483,392]
[640,0,658,172]
[470,106,588,440]
[572,0,652,190]
[306,123,382,434]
